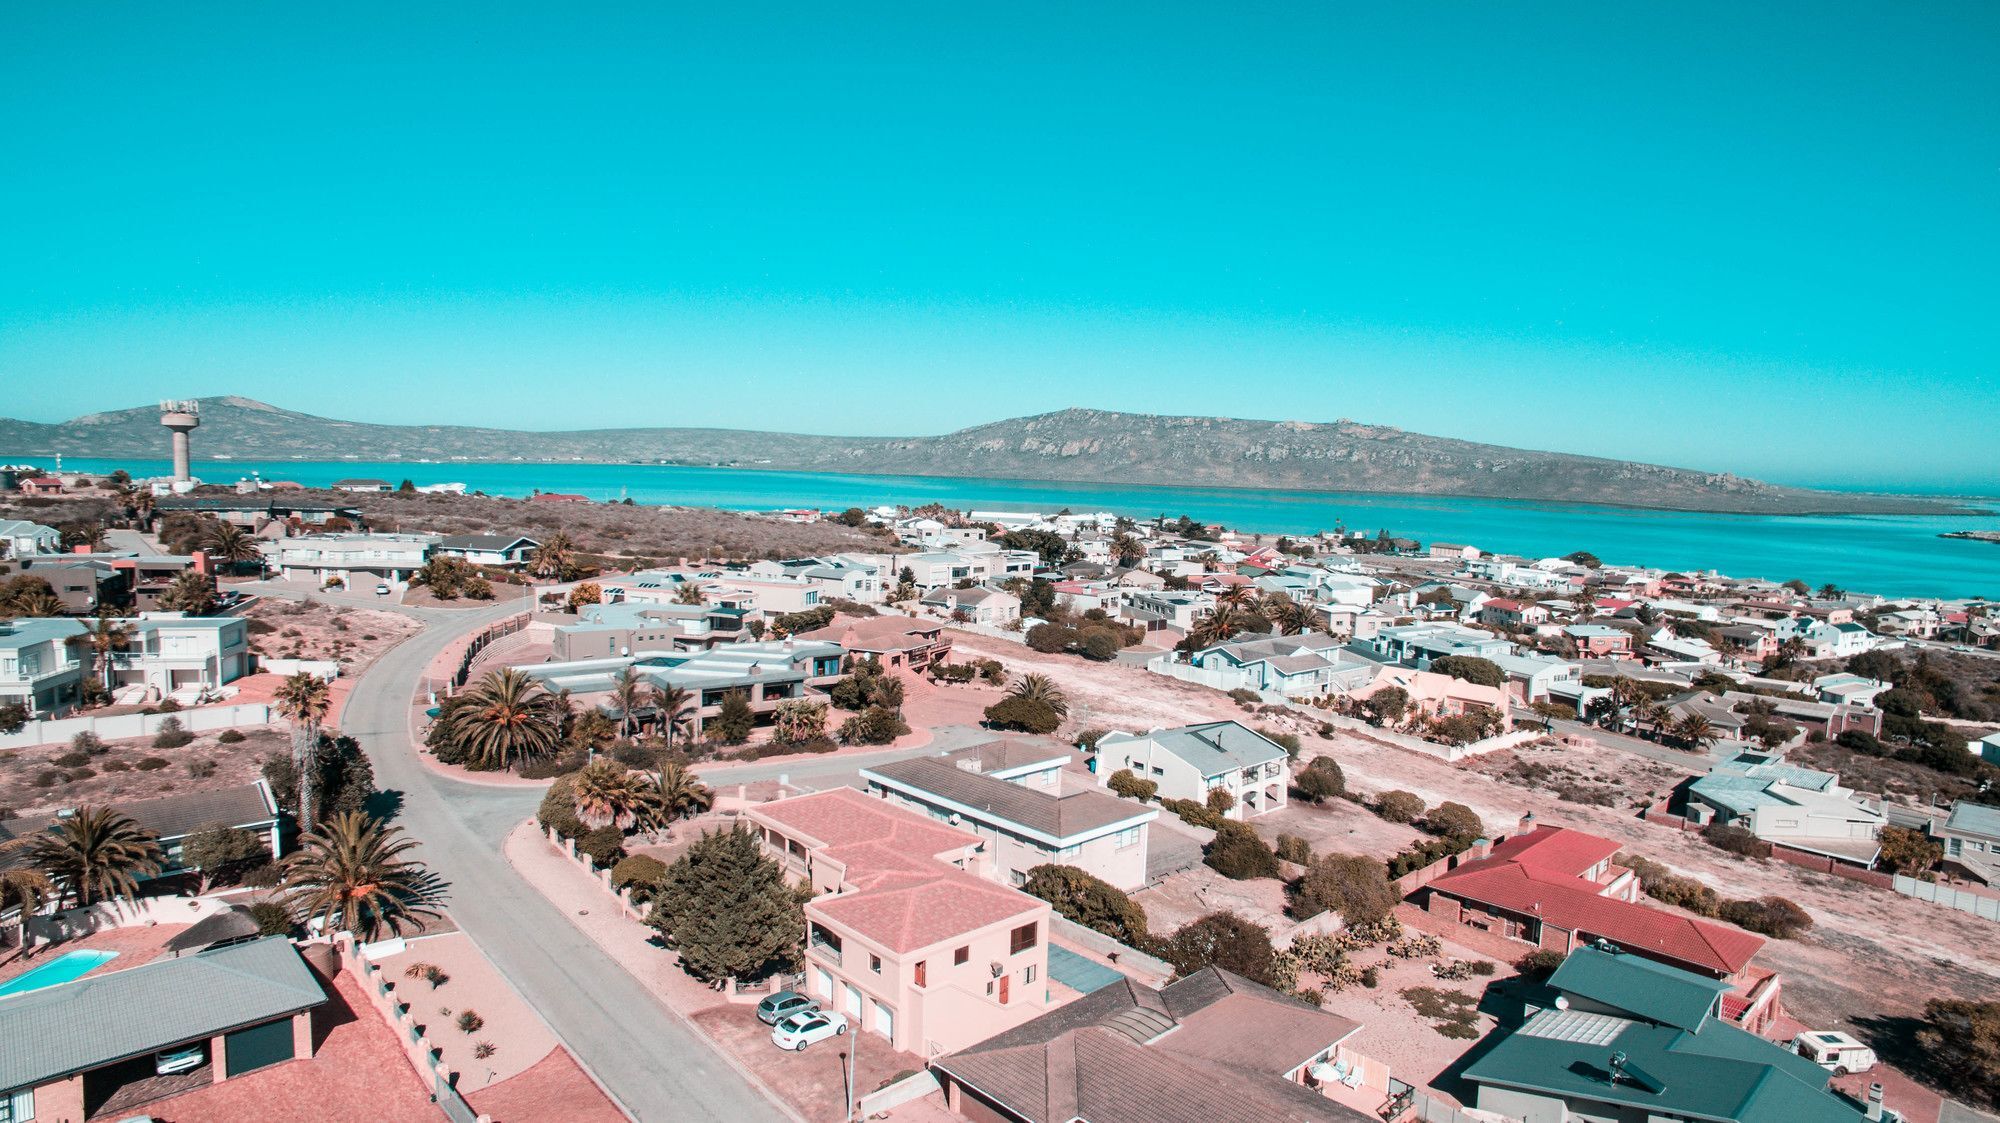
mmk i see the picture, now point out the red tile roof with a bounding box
[751,787,978,862]
[797,616,945,654]
[1427,827,1763,976]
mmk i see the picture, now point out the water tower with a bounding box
[160,400,201,483]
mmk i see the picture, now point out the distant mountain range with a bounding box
[0,397,1974,515]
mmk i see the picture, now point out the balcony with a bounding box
[809,929,843,966]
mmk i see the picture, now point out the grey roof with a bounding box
[941,737,1073,776]
[0,936,326,1089]
[0,780,277,846]
[437,533,538,551]
[864,758,1151,843]
[166,906,264,954]
[0,617,87,653]
[1946,801,2000,839]
[1100,720,1288,777]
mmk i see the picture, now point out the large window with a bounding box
[1009,922,1038,955]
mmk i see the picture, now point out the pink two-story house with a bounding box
[746,788,1054,1058]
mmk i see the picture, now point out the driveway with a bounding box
[695,724,998,792]
[341,601,791,1122]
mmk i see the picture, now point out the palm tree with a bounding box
[127,485,156,526]
[157,571,218,615]
[281,812,446,941]
[1675,713,1718,753]
[1007,673,1069,718]
[439,668,564,772]
[633,761,713,833]
[530,532,575,581]
[1215,585,1254,609]
[83,610,130,691]
[29,807,163,907]
[200,520,262,576]
[10,587,64,617]
[610,667,645,741]
[63,522,108,552]
[0,836,56,945]
[571,759,649,829]
[650,683,695,754]
[1259,593,1309,636]
[1192,604,1254,650]
[274,672,333,824]
[673,581,707,606]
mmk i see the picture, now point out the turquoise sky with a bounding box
[3,3,1995,490]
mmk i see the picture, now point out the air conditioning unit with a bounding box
[990,962,1004,978]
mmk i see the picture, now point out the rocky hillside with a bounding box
[0,398,1964,515]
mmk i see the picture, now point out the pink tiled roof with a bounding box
[813,865,1043,953]
[798,616,943,653]
[752,788,978,860]
[1429,826,1764,976]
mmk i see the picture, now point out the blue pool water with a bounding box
[0,949,118,997]
[22,455,2000,599]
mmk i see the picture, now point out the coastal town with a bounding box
[1,411,1997,1123]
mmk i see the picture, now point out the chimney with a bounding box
[1517,811,1536,837]
[1865,1084,1884,1122]
[1468,837,1493,860]
[191,549,212,575]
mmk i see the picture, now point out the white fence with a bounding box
[1895,875,2000,922]
[857,1071,941,1117]
[256,657,341,680]
[0,702,278,750]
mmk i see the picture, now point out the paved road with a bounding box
[338,601,791,1123]
[1529,713,1723,772]
[694,724,996,791]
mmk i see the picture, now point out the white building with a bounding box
[0,618,86,717]
[107,612,252,700]
[0,519,62,559]
[433,534,539,567]
[1686,751,1884,866]
[1093,720,1290,820]
[260,533,437,586]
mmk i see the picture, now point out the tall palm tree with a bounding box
[650,683,695,754]
[83,610,130,691]
[157,570,218,615]
[440,668,564,772]
[1215,585,1253,609]
[633,761,713,833]
[29,807,163,907]
[610,667,645,740]
[1675,713,1718,753]
[1259,593,1309,636]
[530,532,575,581]
[1192,604,1253,650]
[274,672,333,824]
[0,836,56,944]
[200,520,262,575]
[10,587,65,617]
[570,759,649,829]
[673,581,707,606]
[281,812,446,942]
[1007,673,1070,718]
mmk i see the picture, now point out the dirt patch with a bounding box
[241,596,422,670]
[0,727,288,819]
[947,632,1242,735]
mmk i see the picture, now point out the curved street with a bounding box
[321,595,792,1123]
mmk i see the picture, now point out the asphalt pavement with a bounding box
[339,601,793,1123]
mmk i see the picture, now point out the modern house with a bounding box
[549,602,757,660]
[0,781,284,881]
[920,585,1022,626]
[1186,633,1372,699]
[746,555,888,604]
[1415,825,1779,1031]
[516,639,845,738]
[1562,624,1636,658]
[432,533,539,568]
[107,612,252,700]
[746,788,1054,1057]
[862,746,1157,892]
[1686,752,1885,866]
[0,520,61,559]
[931,967,1379,1123]
[1462,945,1864,1123]
[0,617,87,717]
[11,559,127,614]
[0,937,326,1123]
[795,616,952,674]
[1354,623,1513,669]
[1093,721,1289,820]
[258,533,437,587]
[1936,800,2000,886]
[329,478,393,492]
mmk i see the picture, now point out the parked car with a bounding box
[375,582,392,596]
[755,990,818,1026]
[1792,1030,1877,1075]
[154,1044,205,1075]
[771,1010,847,1051]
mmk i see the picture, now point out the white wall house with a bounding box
[260,533,437,586]
[0,519,63,559]
[107,613,252,699]
[1686,751,1884,865]
[0,618,86,717]
[433,534,539,567]
[1094,720,1290,820]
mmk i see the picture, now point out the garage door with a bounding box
[224,1018,295,1077]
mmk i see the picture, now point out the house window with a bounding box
[1056,844,1080,859]
[2,1088,33,1123]
[954,946,969,966]
[869,954,882,974]
[1009,922,1038,954]
[1150,766,1163,776]
[1114,827,1140,849]
[1022,964,1037,985]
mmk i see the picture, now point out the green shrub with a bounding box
[52,750,91,768]
[1275,834,1314,865]
[611,854,670,903]
[1518,949,1566,980]
[1162,798,1225,830]
[1291,854,1397,924]
[983,694,1063,734]
[838,705,910,745]
[152,717,193,749]
[1258,727,1303,760]
[577,825,627,868]
[1021,865,1149,945]
[1106,768,1158,802]
[537,776,587,840]
[1294,756,1345,803]
[1421,801,1484,841]
[1375,790,1426,823]
[1205,822,1279,880]
[1205,786,1236,815]
[1718,896,1814,939]
[135,756,171,771]
[71,731,107,755]
[216,729,247,744]
[1702,821,1771,858]
[246,900,293,936]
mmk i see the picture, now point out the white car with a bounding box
[154,1044,205,1075]
[375,583,393,596]
[1792,1030,1877,1075]
[770,1009,847,1051]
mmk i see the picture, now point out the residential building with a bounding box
[1480,598,1549,631]
[329,477,393,492]
[1936,801,2000,886]
[1355,623,1512,669]
[1186,633,1375,699]
[921,585,1022,626]
[549,601,755,660]
[0,617,87,717]
[1562,623,1635,658]
[1686,752,1885,865]
[795,615,952,673]
[1093,721,1289,820]
[1417,825,1778,1030]
[108,612,252,699]
[258,533,437,586]
[518,638,844,736]
[1487,652,1581,704]
[0,781,283,879]
[1118,590,1214,634]
[0,938,327,1123]
[433,533,539,567]
[153,496,364,530]
[746,788,1054,1057]
[12,558,127,614]
[1811,673,1893,708]
[1349,666,1512,728]
[0,519,61,558]
[862,746,1157,891]
[747,555,888,604]
[932,967,1379,1123]
[1462,945,1862,1123]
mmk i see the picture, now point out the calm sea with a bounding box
[23,456,2000,601]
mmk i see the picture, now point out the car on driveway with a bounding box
[376,582,393,596]
[771,1010,847,1051]
[755,990,818,1026]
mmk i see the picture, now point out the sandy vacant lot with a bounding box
[242,596,422,669]
[0,726,287,819]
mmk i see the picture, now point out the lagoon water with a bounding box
[27,456,2000,600]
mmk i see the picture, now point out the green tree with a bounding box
[650,683,695,753]
[570,759,651,829]
[1421,802,1485,841]
[1294,756,1345,803]
[30,806,163,906]
[0,837,56,942]
[157,570,218,615]
[435,668,565,772]
[1876,825,1943,876]
[201,520,264,575]
[708,690,756,745]
[983,694,1063,734]
[648,825,803,982]
[1020,865,1148,945]
[182,823,269,892]
[771,699,828,744]
[1427,656,1505,688]
[1204,821,1279,880]
[1917,998,2000,1108]
[274,672,333,823]
[632,762,713,833]
[82,610,130,692]
[1152,911,1278,987]
[1375,790,1426,823]
[609,667,645,740]
[1291,854,1398,925]
[281,812,447,941]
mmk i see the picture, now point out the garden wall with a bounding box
[0,701,276,750]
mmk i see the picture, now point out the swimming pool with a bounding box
[0,949,118,997]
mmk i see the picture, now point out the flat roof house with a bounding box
[1462,945,1863,1123]
[0,617,86,718]
[1686,752,1885,866]
[433,533,540,568]
[796,615,952,673]
[1094,721,1289,820]
[862,745,1158,892]
[0,937,326,1123]
[517,639,845,738]
[932,966,1378,1123]
[259,533,437,587]
[746,788,1054,1058]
